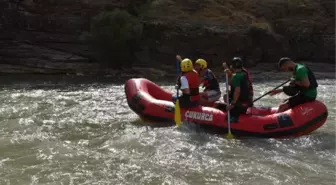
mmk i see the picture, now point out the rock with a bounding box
[132,67,168,78]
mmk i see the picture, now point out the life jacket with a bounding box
[229,71,253,106]
[293,64,318,94]
[242,68,254,95]
[182,70,201,102]
[202,69,220,91]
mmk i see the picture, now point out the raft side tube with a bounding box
[124,78,328,138]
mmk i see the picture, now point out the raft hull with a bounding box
[125,78,328,138]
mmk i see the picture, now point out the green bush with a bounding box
[82,9,143,68]
[247,21,274,38]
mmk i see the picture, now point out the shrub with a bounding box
[247,21,274,38]
[82,9,143,68]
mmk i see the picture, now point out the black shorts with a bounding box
[288,94,315,108]
[173,95,199,108]
[214,102,248,117]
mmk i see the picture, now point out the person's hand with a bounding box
[222,62,228,70]
[176,55,182,61]
[172,95,179,102]
[269,89,282,96]
[200,92,208,99]
[227,103,235,110]
[224,69,231,74]
[289,77,296,86]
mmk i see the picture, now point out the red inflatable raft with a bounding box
[124,78,328,138]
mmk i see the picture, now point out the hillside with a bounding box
[0,0,334,75]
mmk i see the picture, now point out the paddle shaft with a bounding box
[252,79,291,103]
[176,60,180,97]
[174,59,182,126]
[175,54,182,95]
[225,73,231,133]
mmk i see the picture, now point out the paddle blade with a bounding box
[226,130,235,139]
[174,100,182,127]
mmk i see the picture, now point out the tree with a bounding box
[82,9,143,68]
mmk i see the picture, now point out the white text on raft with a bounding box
[184,111,213,121]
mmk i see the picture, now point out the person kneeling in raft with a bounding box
[194,58,221,106]
[270,57,318,113]
[173,57,201,108]
[221,57,254,105]
[217,57,254,122]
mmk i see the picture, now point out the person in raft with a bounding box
[173,58,201,108]
[222,57,254,122]
[222,57,254,106]
[270,57,318,112]
[194,58,221,106]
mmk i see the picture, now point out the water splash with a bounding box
[0,78,334,185]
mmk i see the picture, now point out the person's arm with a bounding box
[175,55,183,88]
[294,67,310,88]
[295,77,310,87]
[180,76,190,94]
[176,55,182,62]
[231,87,240,105]
[200,70,209,88]
[270,88,283,96]
[230,75,240,105]
[294,68,310,88]
[223,69,233,85]
[176,74,182,87]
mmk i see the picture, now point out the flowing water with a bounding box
[0,75,335,185]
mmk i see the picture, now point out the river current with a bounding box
[0,75,335,185]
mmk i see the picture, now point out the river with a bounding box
[0,75,335,185]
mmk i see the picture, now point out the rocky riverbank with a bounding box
[0,0,334,75]
[120,62,336,81]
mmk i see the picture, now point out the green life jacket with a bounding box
[229,72,253,105]
[293,64,318,95]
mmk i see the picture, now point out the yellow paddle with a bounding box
[224,72,234,139]
[174,98,182,127]
[174,56,182,127]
